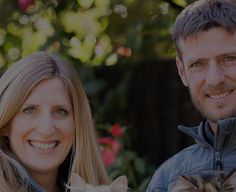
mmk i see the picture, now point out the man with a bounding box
[146,0,236,191]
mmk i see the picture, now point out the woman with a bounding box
[0,51,110,191]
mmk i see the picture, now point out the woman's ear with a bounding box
[176,57,188,87]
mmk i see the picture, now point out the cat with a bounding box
[68,173,128,192]
[171,168,236,192]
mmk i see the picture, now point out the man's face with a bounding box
[176,27,236,123]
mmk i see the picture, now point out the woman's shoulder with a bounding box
[0,150,31,192]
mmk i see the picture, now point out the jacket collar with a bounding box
[178,117,236,150]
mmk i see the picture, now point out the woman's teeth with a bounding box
[29,141,58,151]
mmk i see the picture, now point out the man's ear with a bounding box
[176,56,188,87]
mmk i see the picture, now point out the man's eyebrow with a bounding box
[186,57,207,65]
[216,52,236,58]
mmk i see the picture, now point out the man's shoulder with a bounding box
[146,143,210,192]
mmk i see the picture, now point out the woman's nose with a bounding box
[36,114,56,136]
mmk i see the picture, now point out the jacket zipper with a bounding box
[214,151,223,170]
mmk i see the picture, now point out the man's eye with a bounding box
[189,62,205,71]
[191,62,202,68]
[52,109,68,117]
[225,56,236,62]
[22,107,36,114]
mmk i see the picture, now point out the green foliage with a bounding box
[98,124,155,191]
[0,0,195,190]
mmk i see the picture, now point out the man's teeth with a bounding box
[29,141,57,151]
[209,91,231,99]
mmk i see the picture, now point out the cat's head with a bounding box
[68,173,128,192]
[171,168,236,192]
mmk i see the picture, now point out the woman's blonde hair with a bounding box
[0,51,110,191]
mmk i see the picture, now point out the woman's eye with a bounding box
[53,109,68,117]
[22,107,36,114]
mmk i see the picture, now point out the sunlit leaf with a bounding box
[7,23,22,37]
[124,0,135,4]
[84,34,97,48]
[114,4,128,18]
[60,11,81,34]
[0,28,6,46]
[70,36,81,47]
[95,0,110,8]
[61,10,103,38]
[173,0,187,7]
[92,55,104,65]
[105,53,117,66]
[0,53,5,67]
[68,36,94,63]
[21,30,48,56]
[34,18,54,36]
[77,0,94,9]
[100,17,109,30]
[97,34,112,53]
[8,47,20,60]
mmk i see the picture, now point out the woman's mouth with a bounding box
[28,140,60,152]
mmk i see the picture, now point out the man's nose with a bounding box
[206,63,225,86]
[36,114,55,136]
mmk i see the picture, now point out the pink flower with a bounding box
[98,137,114,144]
[109,124,123,138]
[98,137,121,167]
[101,148,116,167]
[110,139,121,154]
[98,137,121,153]
[116,47,132,57]
[18,0,34,12]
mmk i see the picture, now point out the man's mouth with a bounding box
[207,90,233,99]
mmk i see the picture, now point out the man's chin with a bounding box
[190,96,236,122]
[204,113,236,123]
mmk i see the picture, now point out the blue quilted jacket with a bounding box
[146,117,236,192]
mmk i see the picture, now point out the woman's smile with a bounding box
[28,140,60,153]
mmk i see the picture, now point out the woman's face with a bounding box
[8,78,75,177]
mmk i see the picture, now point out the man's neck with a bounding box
[208,120,218,134]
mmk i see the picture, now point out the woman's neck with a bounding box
[29,169,59,192]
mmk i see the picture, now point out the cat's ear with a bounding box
[222,168,236,186]
[69,173,86,191]
[111,175,128,192]
[179,175,198,189]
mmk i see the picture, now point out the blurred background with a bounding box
[0,0,203,191]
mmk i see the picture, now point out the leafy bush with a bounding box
[0,0,193,190]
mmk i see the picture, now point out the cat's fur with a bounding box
[171,168,236,192]
[68,173,128,192]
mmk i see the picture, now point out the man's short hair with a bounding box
[172,0,236,58]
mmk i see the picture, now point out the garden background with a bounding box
[0,0,203,191]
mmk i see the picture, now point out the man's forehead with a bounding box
[178,28,236,61]
[178,27,236,44]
